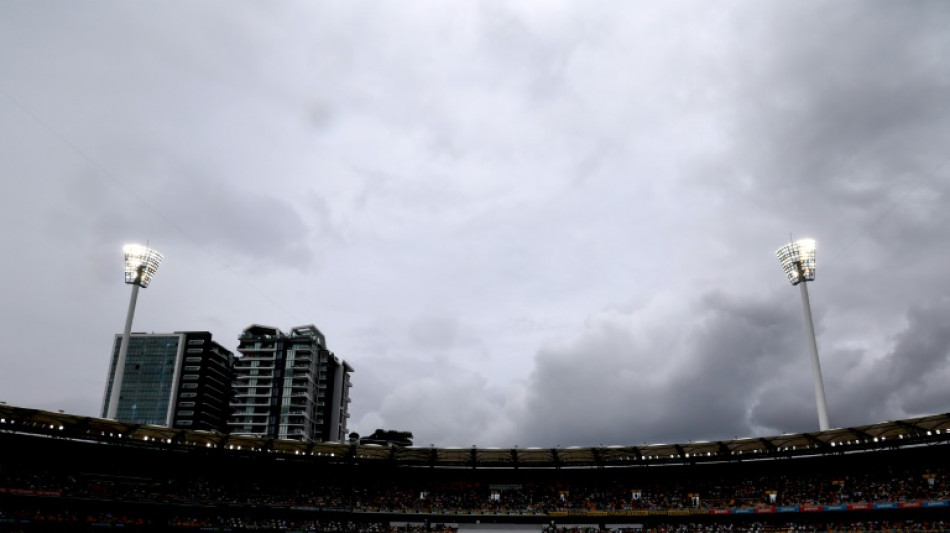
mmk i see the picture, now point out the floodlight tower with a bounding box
[106,244,163,420]
[776,238,829,431]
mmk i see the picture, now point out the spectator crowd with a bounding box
[2,465,947,514]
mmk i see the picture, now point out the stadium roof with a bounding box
[1,404,948,469]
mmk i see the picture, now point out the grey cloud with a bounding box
[152,176,319,272]
[4,1,950,450]
[829,296,950,424]
[719,2,950,223]
[56,160,322,273]
[881,299,950,392]
[363,371,517,448]
[747,380,824,437]
[409,315,461,352]
[691,2,950,420]
[511,289,950,447]
[513,291,808,447]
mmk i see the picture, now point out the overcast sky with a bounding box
[1,1,948,448]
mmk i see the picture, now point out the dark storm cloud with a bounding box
[719,1,950,234]
[513,291,808,446]
[496,1,950,447]
[2,1,949,448]
[716,1,950,433]
[828,297,950,424]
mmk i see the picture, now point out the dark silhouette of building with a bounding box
[101,331,234,432]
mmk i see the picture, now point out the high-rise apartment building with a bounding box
[228,324,353,442]
[101,331,234,432]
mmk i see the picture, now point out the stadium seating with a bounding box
[1,406,949,532]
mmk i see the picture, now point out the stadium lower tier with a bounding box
[2,499,950,533]
[2,431,949,531]
[1,500,949,533]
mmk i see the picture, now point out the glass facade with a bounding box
[102,335,182,425]
[102,332,233,432]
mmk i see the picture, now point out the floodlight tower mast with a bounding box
[106,244,163,420]
[776,238,829,431]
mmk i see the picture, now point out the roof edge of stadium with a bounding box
[1,404,948,469]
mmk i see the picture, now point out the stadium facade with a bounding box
[1,404,949,532]
[100,331,234,432]
[228,324,353,442]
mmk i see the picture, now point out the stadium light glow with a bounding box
[776,239,816,285]
[123,244,163,288]
[776,238,829,431]
[106,244,163,420]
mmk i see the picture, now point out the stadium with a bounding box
[6,242,946,532]
[2,403,948,533]
[3,3,949,533]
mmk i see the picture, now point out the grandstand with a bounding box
[1,404,949,532]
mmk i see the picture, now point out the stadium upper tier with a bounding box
[1,404,948,468]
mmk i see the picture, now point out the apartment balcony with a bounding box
[237,339,277,349]
[233,378,275,385]
[202,372,231,386]
[233,393,272,400]
[234,365,276,373]
[233,375,275,382]
[235,356,275,364]
[230,419,267,428]
[201,382,227,396]
[233,399,271,407]
[233,381,273,391]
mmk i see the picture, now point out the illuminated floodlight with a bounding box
[123,244,163,288]
[106,243,164,420]
[775,239,816,285]
[775,237,828,431]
